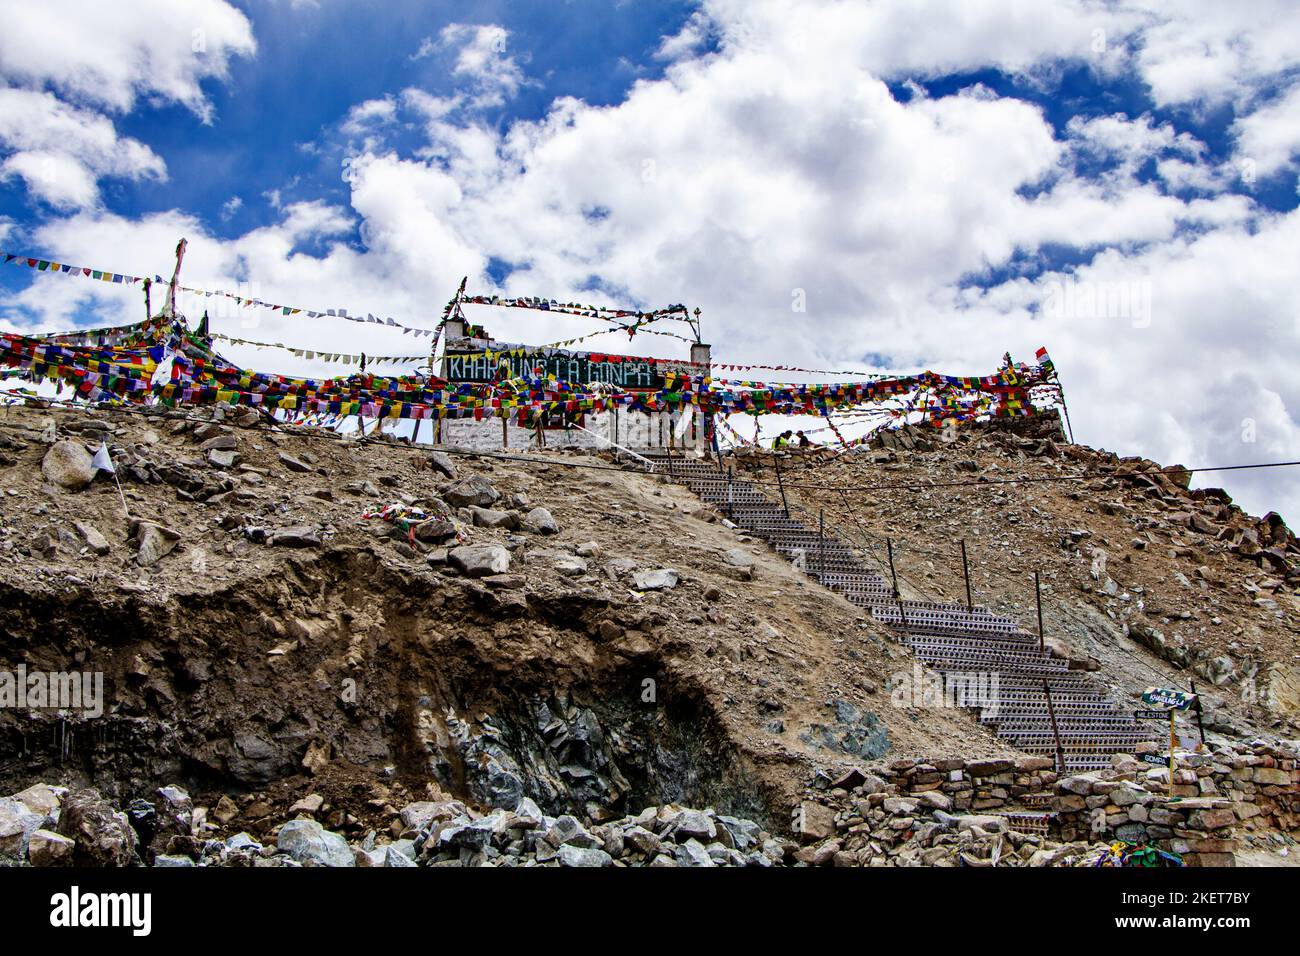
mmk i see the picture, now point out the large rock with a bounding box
[557,844,613,867]
[73,521,110,556]
[131,521,181,567]
[27,828,74,867]
[276,819,354,867]
[449,544,511,577]
[632,569,679,591]
[443,474,500,508]
[521,507,559,535]
[795,801,836,843]
[41,440,96,490]
[0,797,44,861]
[269,525,322,548]
[469,506,518,529]
[427,451,456,479]
[55,789,138,866]
[723,548,755,567]
[12,783,62,824]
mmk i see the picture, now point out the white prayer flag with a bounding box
[92,440,115,474]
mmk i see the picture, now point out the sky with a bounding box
[1,0,1298,520]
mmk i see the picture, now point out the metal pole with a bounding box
[1043,681,1066,775]
[1035,570,1044,652]
[960,539,973,612]
[887,537,909,629]
[773,453,791,517]
[818,509,825,576]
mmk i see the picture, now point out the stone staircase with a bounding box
[641,451,1155,772]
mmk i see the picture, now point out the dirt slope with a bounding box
[0,402,1015,837]
[741,414,1300,744]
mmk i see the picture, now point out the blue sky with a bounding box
[1,0,1299,519]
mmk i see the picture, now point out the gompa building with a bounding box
[436,316,712,453]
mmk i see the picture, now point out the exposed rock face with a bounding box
[41,440,96,490]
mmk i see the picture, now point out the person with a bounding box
[772,429,793,449]
[796,430,812,448]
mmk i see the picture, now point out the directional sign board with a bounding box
[1142,686,1197,711]
[1134,709,1172,720]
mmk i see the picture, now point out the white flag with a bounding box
[92,440,115,474]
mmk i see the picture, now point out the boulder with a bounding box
[413,517,457,542]
[0,797,44,861]
[427,451,456,479]
[469,506,518,529]
[795,801,836,843]
[270,526,321,548]
[56,789,139,866]
[521,507,559,535]
[632,569,679,591]
[443,475,500,508]
[41,440,96,490]
[276,819,354,867]
[131,521,181,567]
[723,548,755,567]
[27,828,74,867]
[557,844,613,867]
[73,521,111,556]
[278,453,312,473]
[554,556,588,577]
[449,545,511,577]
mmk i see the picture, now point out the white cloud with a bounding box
[1234,83,1300,180]
[420,24,528,109]
[0,0,252,210]
[0,0,256,120]
[0,89,167,208]
[341,96,399,137]
[220,196,244,220]
[8,0,1300,519]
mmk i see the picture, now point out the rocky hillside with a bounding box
[0,401,1295,867]
[741,414,1300,741]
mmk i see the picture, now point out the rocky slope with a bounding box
[0,401,1295,866]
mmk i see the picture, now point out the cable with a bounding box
[730,456,1300,494]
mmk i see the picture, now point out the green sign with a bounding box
[1141,686,1196,711]
[445,350,663,389]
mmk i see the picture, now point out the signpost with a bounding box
[1133,709,1171,720]
[1140,687,1198,794]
